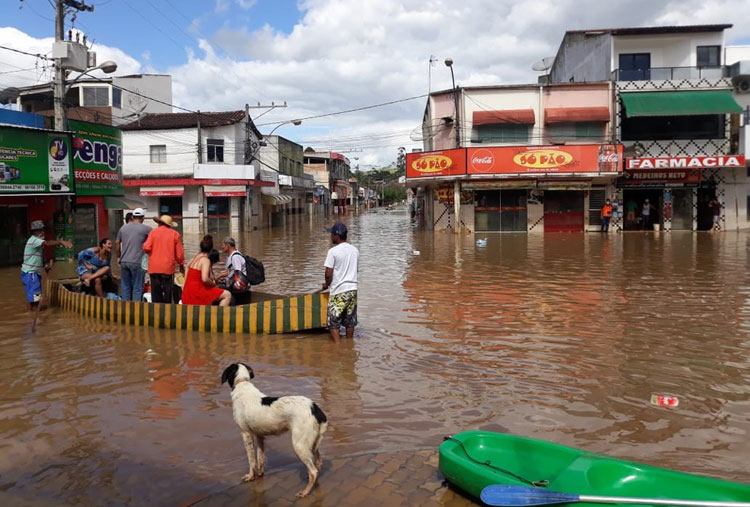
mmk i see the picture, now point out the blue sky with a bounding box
[4,0,750,166]
[12,0,301,70]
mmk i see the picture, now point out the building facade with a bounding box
[548,24,747,231]
[16,74,173,127]
[409,82,622,233]
[121,110,270,235]
[302,151,351,214]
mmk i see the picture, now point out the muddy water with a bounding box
[1,212,749,504]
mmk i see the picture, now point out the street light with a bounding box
[445,57,459,148]
[55,59,118,130]
[267,119,302,137]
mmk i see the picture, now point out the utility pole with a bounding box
[197,110,204,233]
[54,0,94,130]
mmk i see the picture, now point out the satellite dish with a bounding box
[531,56,555,72]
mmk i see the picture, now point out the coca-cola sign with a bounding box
[470,149,495,173]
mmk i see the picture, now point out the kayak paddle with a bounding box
[481,485,750,507]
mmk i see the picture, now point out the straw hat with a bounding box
[154,214,179,227]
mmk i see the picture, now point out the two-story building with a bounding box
[257,135,308,225]
[408,82,622,233]
[549,24,746,231]
[121,110,271,235]
[303,150,351,214]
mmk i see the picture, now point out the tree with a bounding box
[396,147,406,175]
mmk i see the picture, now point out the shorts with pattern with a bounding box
[327,290,358,329]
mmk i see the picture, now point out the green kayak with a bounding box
[439,431,750,505]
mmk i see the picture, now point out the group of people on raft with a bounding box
[72,208,253,307]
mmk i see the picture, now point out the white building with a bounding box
[549,24,747,231]
[121,110,269,235]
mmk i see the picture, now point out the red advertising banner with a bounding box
[620,168,701,187]
[626,155,745,169]
[406,149,466,178]
[467,144,623,175]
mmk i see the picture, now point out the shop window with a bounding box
[112,88,122,108]
[74,204,98,252]
[150,145,166,163]
[697,46,720,68]
[159,196,182,217]
[82,86,110,106]
[546,122,606,142]
[621,114,724,141]
[618,53,651,81]
[474,124,530,143]
[207,139,224,162]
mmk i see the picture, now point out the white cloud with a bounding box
[3,1,750,164]
[236,0,256,8]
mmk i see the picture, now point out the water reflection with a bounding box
[0,212,749,505]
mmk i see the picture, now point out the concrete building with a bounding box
[257,135,308,226]
[303,151,351,214]
[121,110,271,235]
[15,74,173,127]
[548,24,746,231]
[409,82,621,233]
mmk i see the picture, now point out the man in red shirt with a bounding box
[143,215,185,303]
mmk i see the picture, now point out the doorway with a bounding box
[697,186,716,231]
[544,191,584,232]
[622,189,662,231]
[670,189,694,230]
[159,196,183,235]
[0,205,27,266]
[206,197,230,234]
[474,189,527,232]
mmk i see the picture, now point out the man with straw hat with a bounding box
[142,215,185,303]
[21,220,72,311]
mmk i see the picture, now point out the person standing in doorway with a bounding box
[143,215,184,303]
[322,222,359,343]
[600,199,613,232]
[709,198,722,231]
[642,199,655,230]
[116,208,151,301]
[21,220,72,311]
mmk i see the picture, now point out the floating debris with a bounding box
[650,394,679,408]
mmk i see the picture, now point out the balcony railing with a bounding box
[611,66,728,81]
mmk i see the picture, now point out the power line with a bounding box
[255,94,429,127]
[0,45,52,61]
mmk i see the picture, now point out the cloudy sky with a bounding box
[2,0,750,166]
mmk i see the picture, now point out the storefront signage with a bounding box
[467,145,623,175]
[619,169,701,187]
[462,180,534,190]
[69,120,123,196]
[406,149,466,178]
[626,156,745,169]
[0,126,73,194]
[436,186,473,204]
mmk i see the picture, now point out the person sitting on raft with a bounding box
[77,238,118,298]
[181,235,231,307]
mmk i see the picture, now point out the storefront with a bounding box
[0,125,74,265]
[622,156,745,231]
[466,145,622,233]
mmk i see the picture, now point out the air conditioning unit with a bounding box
[734,77,750,94]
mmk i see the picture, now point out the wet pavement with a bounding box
[0,209,749,505]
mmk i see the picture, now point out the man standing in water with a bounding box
[21,220,72,311]
[322,222,359,343]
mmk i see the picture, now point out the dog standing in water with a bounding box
[221,363,328,498]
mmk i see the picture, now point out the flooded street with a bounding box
[1,211,749,505]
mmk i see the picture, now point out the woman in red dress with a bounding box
[182,235,231,306]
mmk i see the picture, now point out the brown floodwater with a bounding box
[1,211,749,504]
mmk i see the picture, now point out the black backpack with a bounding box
[229,252,265,288]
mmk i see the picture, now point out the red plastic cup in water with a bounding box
[650,394,679,408]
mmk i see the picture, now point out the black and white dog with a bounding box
[221,363,328,498]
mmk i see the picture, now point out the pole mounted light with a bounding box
[445,57,459,148]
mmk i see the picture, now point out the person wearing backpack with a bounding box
[217,237,253,305]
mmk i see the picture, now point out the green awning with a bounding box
[621,90,743,117]
[104,196,146,209]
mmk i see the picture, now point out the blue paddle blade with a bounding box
[481,485,580,507]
